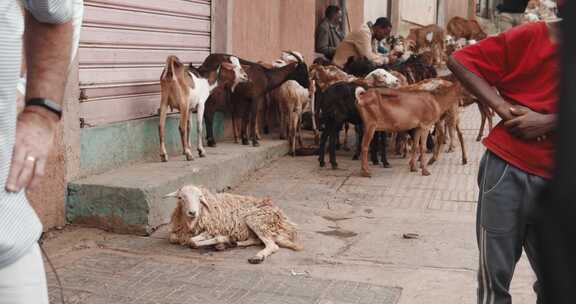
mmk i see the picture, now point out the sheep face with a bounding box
[167,185,208,223]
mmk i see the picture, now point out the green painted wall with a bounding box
[80,113,224,176]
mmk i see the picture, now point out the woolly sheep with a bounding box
[166,185,303,264]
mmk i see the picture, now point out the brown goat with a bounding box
[199,53,310,147]
[355,79,463,177]
[406,24,446,66]
[447,17,488,41]
[159,55,245,162]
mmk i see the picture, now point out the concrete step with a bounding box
[66,139,289,235]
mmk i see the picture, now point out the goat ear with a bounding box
[164,191,178,198]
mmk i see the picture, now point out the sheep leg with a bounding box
[236,238,262,248]
[158,101,169,162]
[191,235,231,248]
[418,129,431,176]
[196,103,206,157]
[361,125,377,177]
[245,221,279,264]
[188,232,212,248]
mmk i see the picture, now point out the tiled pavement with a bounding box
[45,107,537,304]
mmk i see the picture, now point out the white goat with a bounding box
[166,185,302,264]
[159,55,247,161]
[271,51,319,148]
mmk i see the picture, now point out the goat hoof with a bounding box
[462,159,468,165]
[185,155,194,161]
[476,136,482,142]
[410,166,418,172]
[263,126,270,134]
[352,155,359,160]
[252,140,260,147]
[242,139,250,146]
[371,160,379,166]
[198,150,206,158]
[330,163,338,170]
[383,162,391,168]
[422,169,431,176]
[361,170,372,178]
[207,140,216,148]
[248,256,265,264]
[319,161,326,168]
[160,155,168,162]
[428,158,436,165]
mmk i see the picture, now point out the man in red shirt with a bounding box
[448,21,560,304]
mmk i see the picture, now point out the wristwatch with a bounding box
[25,98,63,119]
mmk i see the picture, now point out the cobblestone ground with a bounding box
[44,107,537,304]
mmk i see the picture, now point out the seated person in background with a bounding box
[332,17,392,68]
[315,5,344,60]
[496,0,529,31]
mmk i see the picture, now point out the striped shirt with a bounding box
[0,0,72,269]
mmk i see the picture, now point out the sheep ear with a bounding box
[164,191,178,198]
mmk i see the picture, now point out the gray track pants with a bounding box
[477,150,547,304]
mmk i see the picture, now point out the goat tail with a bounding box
[162,55,178,81]
[355,87,366,104]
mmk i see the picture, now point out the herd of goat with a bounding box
[159,16,494,178]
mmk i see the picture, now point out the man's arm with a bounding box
[448,56,556,140]
[447,56,514,121]
[5,10,72,192]
[355,30,386,65]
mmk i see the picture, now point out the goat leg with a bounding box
[477,103,486,142]
[196,103,206,157]
[361,126,377,177]
[419,129,432,176]
[179,110,194,161]
[329,124,339,169]
[318,127,330,168]
[456,123,468,165]
[158,102,169,162]
[381,132,390,168]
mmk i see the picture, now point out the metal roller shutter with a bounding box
[78,0,211,126]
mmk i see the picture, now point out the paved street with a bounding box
[43,107,537,304]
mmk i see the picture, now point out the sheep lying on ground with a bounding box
[166,185,302,264]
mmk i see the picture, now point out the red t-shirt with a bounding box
[453,22,559,179]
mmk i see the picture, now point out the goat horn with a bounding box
[164,191,178,198]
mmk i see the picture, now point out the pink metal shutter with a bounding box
[78,0,211,126]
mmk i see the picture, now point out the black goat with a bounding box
[317,82,389,169]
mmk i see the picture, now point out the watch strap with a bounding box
[25,98,63,119]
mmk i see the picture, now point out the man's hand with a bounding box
[504,106,556,141]
[5,107,59,193]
